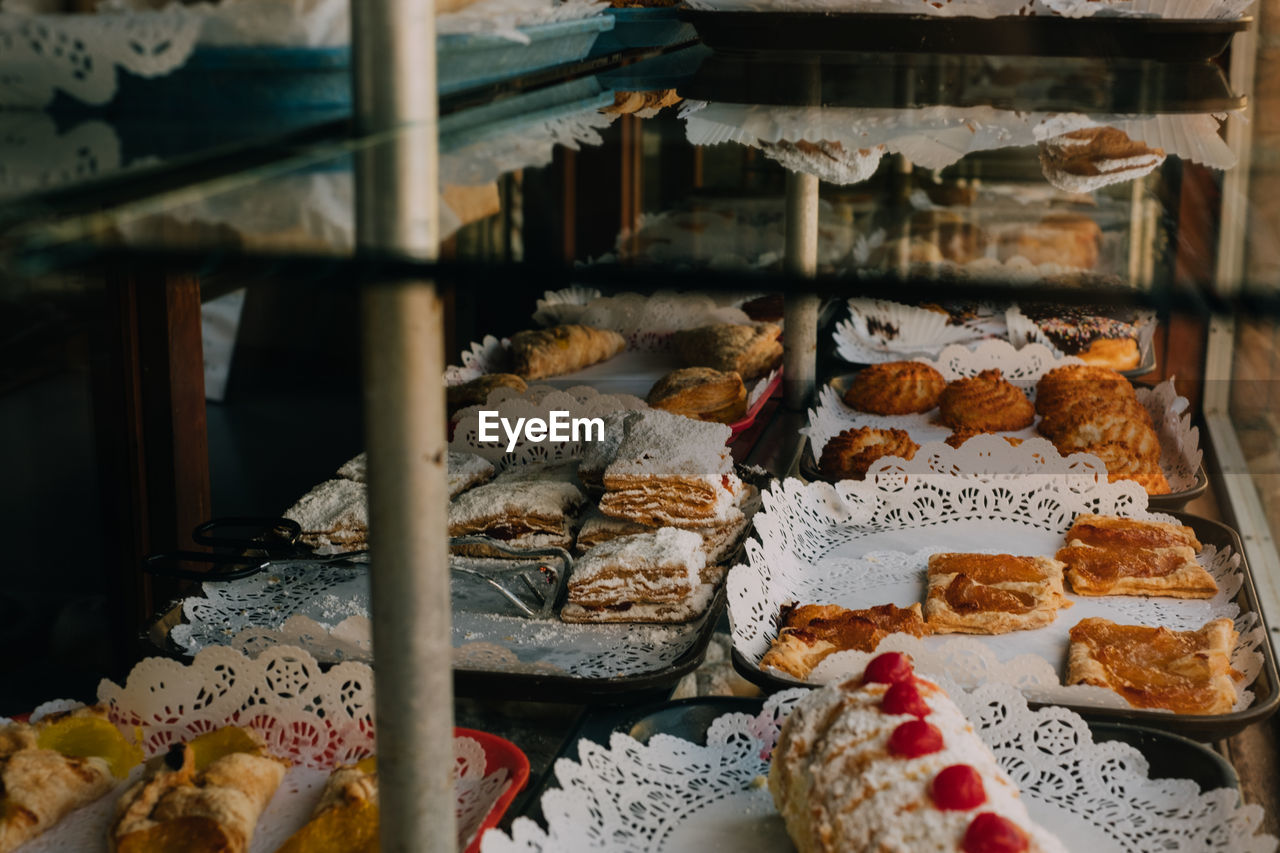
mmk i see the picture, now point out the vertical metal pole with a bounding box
[784,171,820,410]
[352,3,453,853]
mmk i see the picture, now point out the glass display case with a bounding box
[2,5,1280,850]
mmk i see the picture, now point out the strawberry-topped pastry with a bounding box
[768,652,1067,853]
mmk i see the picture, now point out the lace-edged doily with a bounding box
[805,339,1203,492]
[728,458,1265,711]
[19,646,515,853]
[481,683,1276,853]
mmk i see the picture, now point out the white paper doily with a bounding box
[481,683,1276,853]
[804,339,1203,492]
[728,457,1265,710]
[19,646,514,852]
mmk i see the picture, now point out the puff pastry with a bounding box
[284,479,368,553]
[759,602,930,680]
[0,706,139,853]
[996,213,1101,270]
[1065,513,1202,552]
[446,373,527,415]
[817,427,919,481]
[509,325,626,380]
[842,361,946,415]
[598,410,742,529]
[1057,543,1216,598]
[338,451,493,498]
[448,470,585,557]
[275,757,378,853]
[575,507,749,570]
[770,656,1069,853]
[647,367,747,424]
[938,369,1034,433]
[576,410,638,491]
[1067,617,1239,714]
[111,728,287,853]
[564,528,710,623]
[673,323,782,381]
[924,552,1070,634]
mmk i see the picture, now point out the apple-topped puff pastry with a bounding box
[1067,617,1239,714]
[0,705,142,853]
[110,726,286,853]
[759,602,931,681]
[924,553,1070,634]
[1057,513,1215,598]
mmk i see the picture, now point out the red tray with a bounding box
[458,726,531,853]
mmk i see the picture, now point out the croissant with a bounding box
[509,325,626,380]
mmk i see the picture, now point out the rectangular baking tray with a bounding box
[677,11,1250,61]
[730,511,1279,741]
[589,7,699,56]
[517,695,1240,828]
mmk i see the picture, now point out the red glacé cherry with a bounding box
[932,764,987,811]
[887,719,944,758]
[962,812,1030,853]
[864,652,914,684]
[881,679,930,718]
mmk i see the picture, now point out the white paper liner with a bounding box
[683,102,1235,177]
[1005,302,1158,367]
[728,455,1265,712]
[842,297,1000,353]
[684,0,1247,19]
[532,286,602,326]
[17,647,513,852]
[804,339,1202,492]
[833,301,1008,364]
[437,0,606,43]
[481,685,1277,853]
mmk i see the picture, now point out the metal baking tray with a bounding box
[730,512,1279,741]
[682,50,1246,114]
[517,695,1239,827]
[677,11,1250,61]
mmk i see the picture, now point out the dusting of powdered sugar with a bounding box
[284,479,367,534]
[604,409,733,479]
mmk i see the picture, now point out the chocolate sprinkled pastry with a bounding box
[1018,303,1144,356]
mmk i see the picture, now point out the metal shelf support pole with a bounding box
[784,171,820,410]
[352,3,452,852]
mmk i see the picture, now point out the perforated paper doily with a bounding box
[728,454,1265,710]
[481,684,1276,853]
[16,646,514,853]
[683,103,1236,175]
[805,339,1203,492]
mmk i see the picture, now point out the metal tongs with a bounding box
[143,517,368,582]
[449,537,573,620]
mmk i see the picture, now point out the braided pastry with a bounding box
[843,361,946,415]
[938,369,1034,433]
[818,427,919,480]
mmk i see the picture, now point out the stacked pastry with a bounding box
[771,653,1068,853]
[562,528,712,623]
[1035,364,1169,494]
[448,464,586,558]
[1039,127,1166,194]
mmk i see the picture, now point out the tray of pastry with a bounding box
[727,455,1278,740]
[677,11,1249,61]
[486,672,1272,852]
[802,340,1205,510]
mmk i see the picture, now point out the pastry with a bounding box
[996,213,1102,269]
[284,479,368,553]
[111,727,287,853]
[938,369,1034,433]
[1012,303,1146,371]
[1064,513,1202,552]
[576,410,639,492]
[448,470,585,557]
[759,603,930,680]
[447,452,496,498]
[446,373,527,415]
[909,209,989,265]
[1034,364,1136,417]
[647,367,747,424]
[924,552,1070,634]
[945,430,1024,449]
[1039,127,1166,193]
[601,89,682,114]
[817,427,919,481]
[575,506,750,569]
[672,323,782,381]
[739,293,784,322]
[275,757,378,853]
[771,653,1068,853]
[1075,442,1171,494]
[1057,543,1215,598]
[841,361,946,415]
[508,325,626,380]
[562,528,710,623]
[1067,617,1238,714]
[598,410,743,529]
[0,706,141,853]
